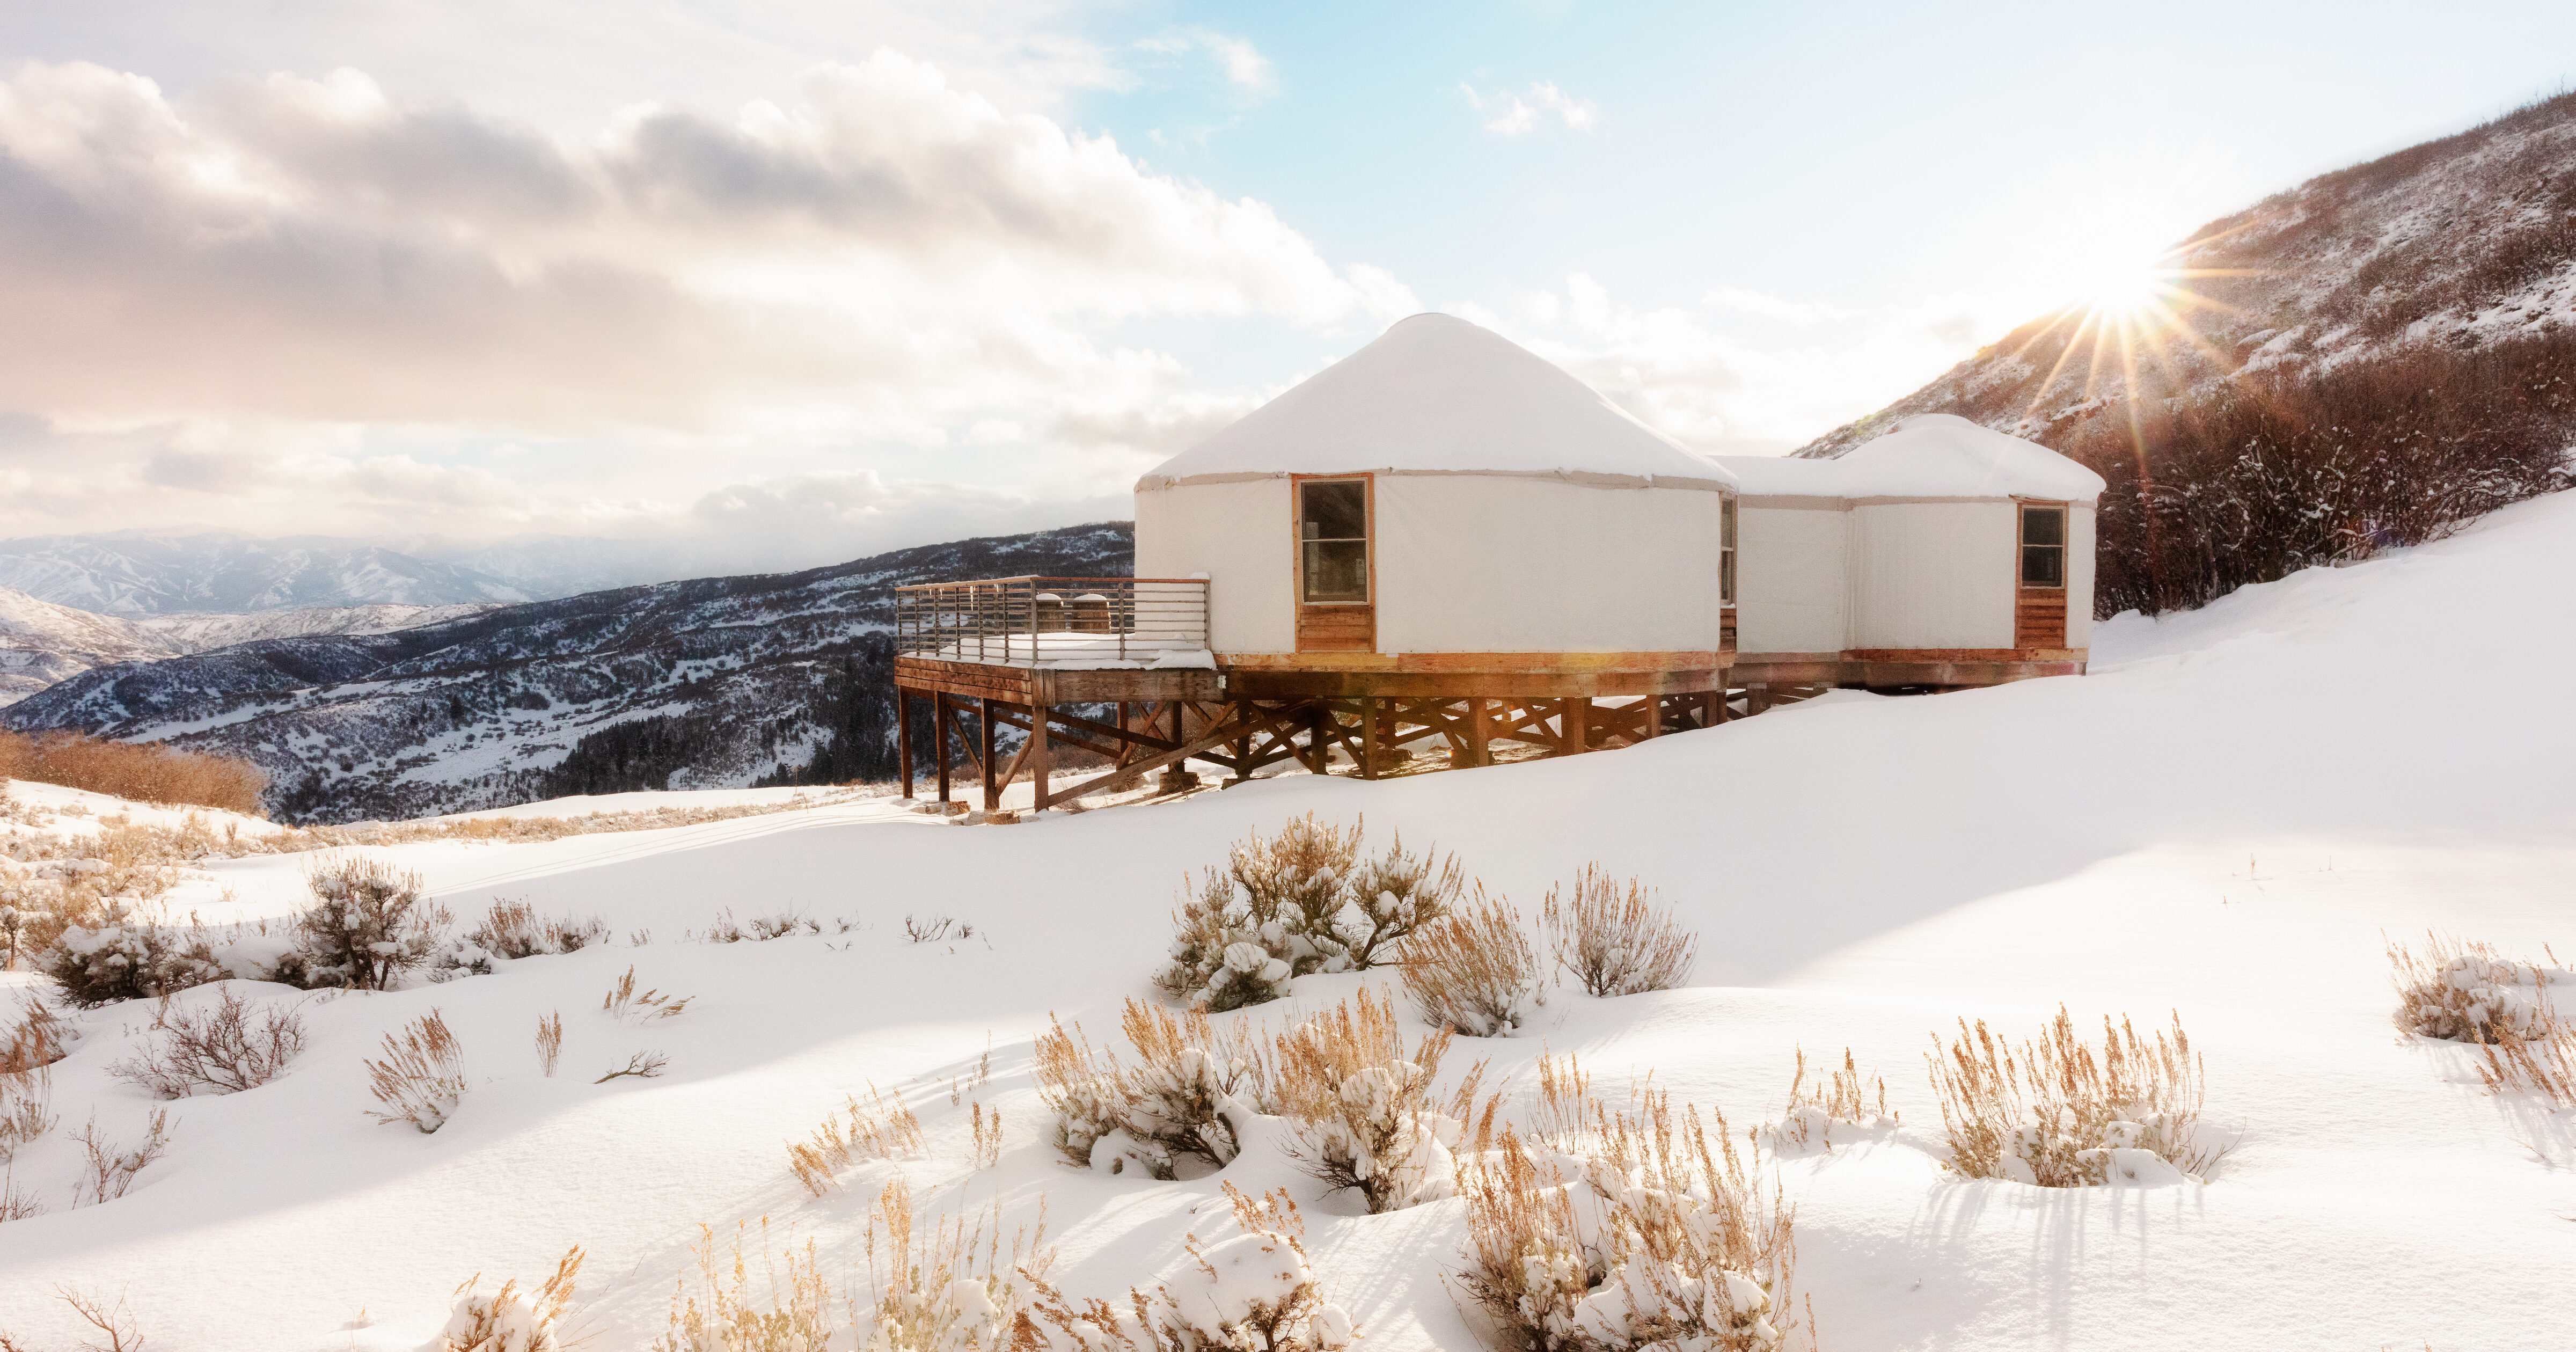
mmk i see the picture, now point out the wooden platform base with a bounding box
[1732,649,2086,691]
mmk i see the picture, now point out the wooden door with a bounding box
[2014,500,2068,650]
[1293,475,1375,653]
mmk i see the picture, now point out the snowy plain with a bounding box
[5,492,2576,1349]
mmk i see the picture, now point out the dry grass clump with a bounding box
[436,900,609,977]
[786,1084,926,1196]
[368,1010,469,1133]
[1155,815,1463,1012]
[1458,1081,1799,1352]
[535,1013,563,1078]
[1034,998,1272,1179]
[853,1176,1053,1351]
[1928,1008,2215,1187]
[111,988,308,1098]
[1030,1183,1354,1352]
[652,1217,835,1352]
[1,1006,58,1168]
[701,910,825,944]
[602,967,693,1022]
[296,858,442,989]
[1770,1047,1895,1153]
[1542,866,1697,998]
[74,1109,174,1205]
[441,1245,585,1352]
[1400,887,1542,1038]
[2388,931,2564,1042]
[2476,1014,2576,1106]
[1273,988,1491,1214]
[0,729,268,814]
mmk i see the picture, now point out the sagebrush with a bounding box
[1401,887,1542,1037]
[1928,1007,2215,1186]
[1035,998,1271,1179]
[1541,866,1697,998]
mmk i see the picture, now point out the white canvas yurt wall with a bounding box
[1714,414,2106,655]
[1135,314,1738,657]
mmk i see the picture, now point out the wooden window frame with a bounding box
[2017,500,2067,590]
[1719,494,1738,606]
[1292,473,1376,654]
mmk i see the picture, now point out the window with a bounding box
[1299,479,1369,603]
[2019,504,2066,588]
[1719,496,1738,605]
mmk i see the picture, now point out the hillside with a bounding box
[1795,92,2576,614]
[2,487,2571,1351]
[2,523,1134,822]
[0,532,535,616]
[0,588,499,706]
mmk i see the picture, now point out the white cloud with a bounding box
[1460,80,1599,136]
[1133,28,1278,99]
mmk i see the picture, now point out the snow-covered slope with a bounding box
[0,533,533,616]
[130,603,503,654]
[0,586,175,705]
[5,490,2573,1350]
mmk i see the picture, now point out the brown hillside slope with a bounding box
[1797,91,2576,617]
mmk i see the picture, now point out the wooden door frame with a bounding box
[1290,472,1377,653]
[2012,497,2069,651]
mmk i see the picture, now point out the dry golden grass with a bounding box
[653,1217,835,1352]
[1772,1046,1895,1152]
[0,729,267,815]
[1399,886,1540,1037]
[1029,1182,1352,1352]
[2387,930,2563,1042]
[1458,1079,1799,1352]
[1034,998,1272,1176]
[535,1012,563,1078]
[2476,1014,2576,1106]
[111,988,307,1098]
[1273,987,1490,1214]
[785,1084,925,1196]
[1928,1007,2215,1187]
[854,1175,1052,1351]
[1541,865,1697,998]
[443,1245,585,1352]
[602,967,693,1022]
[367,1010,468,1134]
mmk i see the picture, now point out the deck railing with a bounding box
[894,576,1209,667]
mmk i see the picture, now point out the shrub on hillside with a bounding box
[1274,988,1489,1215]
[1400,888,1542,1038]
[441,1246,584,1352]
[294,858,441,990]
[1542,865,1697,998]
[1035,998,1272,1180]
[367,1010,467,1133]
[1153,816,1463,1012]
[1928,1007,2216,1187]
[1031,1183,1356,1352]
[2387,931,2566,1043]
[0,730,268,815]
[1769,1046,1897,1153]
[111,986,307,1098]
[432,899,609,980]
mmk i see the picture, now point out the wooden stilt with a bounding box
[980,697,1000,812]
[1467,697,1490,766]
[1562,697,1589,755]
[1750,683,1772,716]
[897,690,914,798]
[1030,704,1051,811]
[934,692,952,803]
[1641,694,1661,739]
[1359,697,1380,779]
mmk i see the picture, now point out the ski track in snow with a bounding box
[6,493,2576,1348]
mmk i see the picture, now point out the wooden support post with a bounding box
[1466,697,1490,766]
[1750,683,1772,716]
[980,697,1000,812]
[1230,708,1253,785]
[934,692,952,803]
[1030,704,1051,811]
[1359,697,1380,779]
[897,690,914,798]
[1306,705,1330,775]
[1708,689,1726,726]
[1562,698,1589,755]
[1641,694,1661,739]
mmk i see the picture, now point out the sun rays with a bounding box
[1999,232,2270,428]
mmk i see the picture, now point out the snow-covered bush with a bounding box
[42,904,232,1006]
[1457,1091,1798,1352]
[1542,866,1697,998]
[1399,888,1541,1038]
[852,1177,1051,1352]
[431,898,609,980]
[365,1010,467,1133]
[1767,1046,1897,1153]
[1274,988,1481,1214]
[110,985,306,1098]
[653,1217,835,1352]
[2388,931,2566,1043]
[293,858,441,990]
[1928,1007,2215,1187]
[1153,816,1463,1012]
[1030,1183,1355,1352]
[442,1246,585,1352]
[1034,998,1271,1180]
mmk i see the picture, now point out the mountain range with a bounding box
[0,587,495,705]
[0,530,699,616]
[2,523,1133,821]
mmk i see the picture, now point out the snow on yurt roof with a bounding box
[1138,313,1737,491]
[1711,414,2104,503]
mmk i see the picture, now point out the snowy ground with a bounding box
[6,493,2576,1349]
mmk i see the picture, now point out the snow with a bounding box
[8,492,2576,1348]
[1139,315,1738,488]
[1715,414,2106,501]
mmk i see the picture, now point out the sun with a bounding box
[2077,260,2176,323]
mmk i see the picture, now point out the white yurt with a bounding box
[1134,313,1740,667]
[1712,414,2106,663]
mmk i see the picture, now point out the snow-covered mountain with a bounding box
[2,523,1135,821]
[1796,90,2576,461]
[0,587,499,706]
[0,532,535,616]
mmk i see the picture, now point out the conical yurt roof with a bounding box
[1138,313,1735,490]
[1713,414,2104,502]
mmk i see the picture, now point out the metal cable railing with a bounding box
[894,576,1209,667]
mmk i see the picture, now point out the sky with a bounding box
[2,0,2571,581]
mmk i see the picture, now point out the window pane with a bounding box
[1304,539,1369,602]
[2021,544,2064,588]
[1720,497,1738,548]
[2021,506,2065,547]
[1721,550,1736,605]
[1300,480,1367,540]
